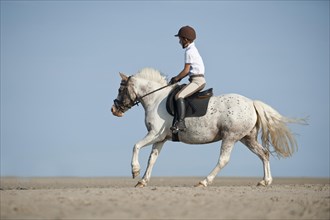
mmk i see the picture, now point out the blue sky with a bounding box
[1,1,329,178]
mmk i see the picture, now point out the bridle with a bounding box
[113,77,137,113]
[113,76,173,113]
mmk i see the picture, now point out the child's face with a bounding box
[179,37,189,49]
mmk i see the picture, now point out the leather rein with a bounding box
[134,84,173,106]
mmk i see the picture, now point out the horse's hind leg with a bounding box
[197,139,235,187]
[240,127,272,186]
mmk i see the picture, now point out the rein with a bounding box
[133,84,173,106]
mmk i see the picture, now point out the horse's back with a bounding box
[210,93,257,128]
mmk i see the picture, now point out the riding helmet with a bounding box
[175,26,196,41]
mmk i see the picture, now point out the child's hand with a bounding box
[169,77,180,84]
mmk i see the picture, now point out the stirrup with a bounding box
[170,124,179,131]
[170,126,179,134]
[171,121,186,132]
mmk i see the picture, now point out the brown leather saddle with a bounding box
[166,84,213,118]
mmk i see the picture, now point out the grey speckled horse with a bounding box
[111,68,305,187]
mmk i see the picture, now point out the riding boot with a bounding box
[171,98,187,132]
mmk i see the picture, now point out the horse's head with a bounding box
[111,73,138,117]
[112,68,169,117]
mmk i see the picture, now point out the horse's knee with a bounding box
[151,148,159,156]
[148,149,159,164]
[264,149,270,159]
[133,144,141,153]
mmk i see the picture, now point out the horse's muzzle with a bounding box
[111,105,124,117]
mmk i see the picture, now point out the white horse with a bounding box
[111,67,305,187]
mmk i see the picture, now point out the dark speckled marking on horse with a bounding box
[112,68,305,188]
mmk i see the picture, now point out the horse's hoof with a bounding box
[194,182,206,187]
[135,182,146,188]
[257,180,267,187]
[132,171,140,179]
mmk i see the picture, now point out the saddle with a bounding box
[166,84,213,118]
[167,85,213,142]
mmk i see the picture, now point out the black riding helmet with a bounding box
[175,26,196,41]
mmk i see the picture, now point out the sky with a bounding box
[1,1,329,178]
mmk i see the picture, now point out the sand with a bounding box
[1,177,329,219]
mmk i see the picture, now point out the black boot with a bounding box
[171,98,186,132]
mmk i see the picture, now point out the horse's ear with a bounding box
[119,72,128,81]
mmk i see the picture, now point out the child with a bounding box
[170,26,206,132]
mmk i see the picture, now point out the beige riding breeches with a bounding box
[175,76,206,100]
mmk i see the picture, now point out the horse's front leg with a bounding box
[131,131,161,179]
[135,140,166,187]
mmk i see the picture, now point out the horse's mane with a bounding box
[134,67,168,86]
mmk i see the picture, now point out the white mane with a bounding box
[134,67,168,86]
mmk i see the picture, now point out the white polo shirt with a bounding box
[185,42,205,76]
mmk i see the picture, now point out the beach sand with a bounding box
[1,177,329,219]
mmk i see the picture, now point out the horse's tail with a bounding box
[253,100,307,158]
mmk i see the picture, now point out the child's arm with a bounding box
[170,63,190,84]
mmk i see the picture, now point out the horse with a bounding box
[111,67,305,188]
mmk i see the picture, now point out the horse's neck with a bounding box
[136,81,170,110]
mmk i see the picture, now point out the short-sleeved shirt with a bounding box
[185,42,205,76]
